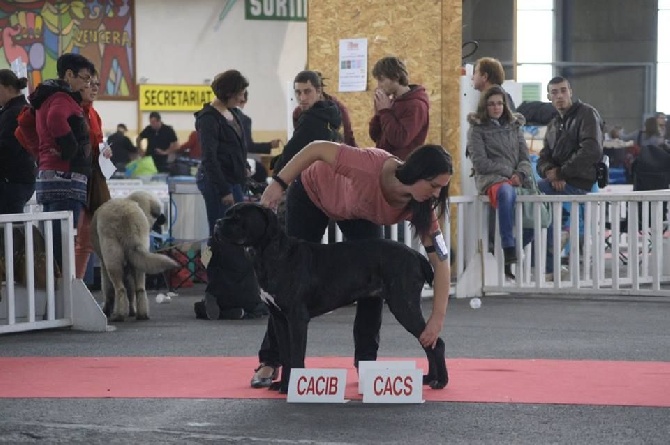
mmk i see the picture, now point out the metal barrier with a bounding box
[0,211,107,335]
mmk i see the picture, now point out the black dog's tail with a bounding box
[418,252,434,286]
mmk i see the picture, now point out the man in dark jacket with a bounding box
[537,76,603,278]
[108,123,137,169]
[238,91,281,156]
[0,70,35,213]
[368,56,430,161]
[136,112,179,173]
[271,91,342,172]
[292,91,356,147]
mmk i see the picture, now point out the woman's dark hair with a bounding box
[473,85,513,124]
[56,53,95,79]
[395,144,453,239]
[211,70,249,102]
[0,69,28,91]
[293,70,324,90]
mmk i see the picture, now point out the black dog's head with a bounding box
[214,202,281,248]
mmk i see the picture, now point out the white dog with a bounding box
[92,191,178,321]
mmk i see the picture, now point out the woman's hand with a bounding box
[510,173,522,186]
[260,181,285,210]
[419,314,444,349]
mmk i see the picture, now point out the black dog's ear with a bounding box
[262,205,280,235]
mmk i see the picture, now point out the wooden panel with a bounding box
[307,0,462,194]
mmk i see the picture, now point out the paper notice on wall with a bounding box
[338,38,368,92]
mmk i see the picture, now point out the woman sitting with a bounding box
[467,85,534,273]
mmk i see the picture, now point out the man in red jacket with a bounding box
[30,53,95,269]
[368,56,430,160]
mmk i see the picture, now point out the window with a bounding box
[658,0,670,113]
[516,0,554,95]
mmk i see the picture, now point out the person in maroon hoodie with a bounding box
[29,53,95,270]
[369,56,430,160]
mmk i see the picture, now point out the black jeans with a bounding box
[258,177,383,367]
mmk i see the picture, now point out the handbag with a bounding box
[515,176,552,229]
[86,166,111,213]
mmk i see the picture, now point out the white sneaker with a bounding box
[545,266,570,282]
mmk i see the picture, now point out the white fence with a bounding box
[0,211,107,335]
[325,190,670,298]
[2,190,668,335]
[475,191,669,297]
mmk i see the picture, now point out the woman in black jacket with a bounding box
[194,70,263,320]
[195,70,249,233]
[0,69,36,213]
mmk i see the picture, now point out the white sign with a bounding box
[10,57,28,99]
[287,368,349,403]
[363,368,424,404]
[98,142,116,180]
[338,38,368,92]
[358,360,416,394]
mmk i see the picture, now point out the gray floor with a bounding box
[1,284,669,444]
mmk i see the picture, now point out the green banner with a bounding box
[245,0,307,21]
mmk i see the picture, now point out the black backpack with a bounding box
[632,143,670,191]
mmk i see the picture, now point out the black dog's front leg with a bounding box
[268,310,290,392]
[281,304,310,393]
[271,305,310,394]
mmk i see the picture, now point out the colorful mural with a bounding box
[0,0,135,100]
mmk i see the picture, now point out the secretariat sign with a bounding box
[138,85,214,112]
[245,0,307,21]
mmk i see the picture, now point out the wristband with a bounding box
[272,174,289,191]
[424,245,436,253]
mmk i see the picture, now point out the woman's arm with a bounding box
[260,140,340,209]
[419,234,451,349]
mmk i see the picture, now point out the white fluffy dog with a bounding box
[92,191,178,321]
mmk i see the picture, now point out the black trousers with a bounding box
[258,177,383,367]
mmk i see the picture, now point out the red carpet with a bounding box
[1,357,669,407]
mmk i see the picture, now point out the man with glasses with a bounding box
[27,53,95,270]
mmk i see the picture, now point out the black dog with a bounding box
[214,202,448,394]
